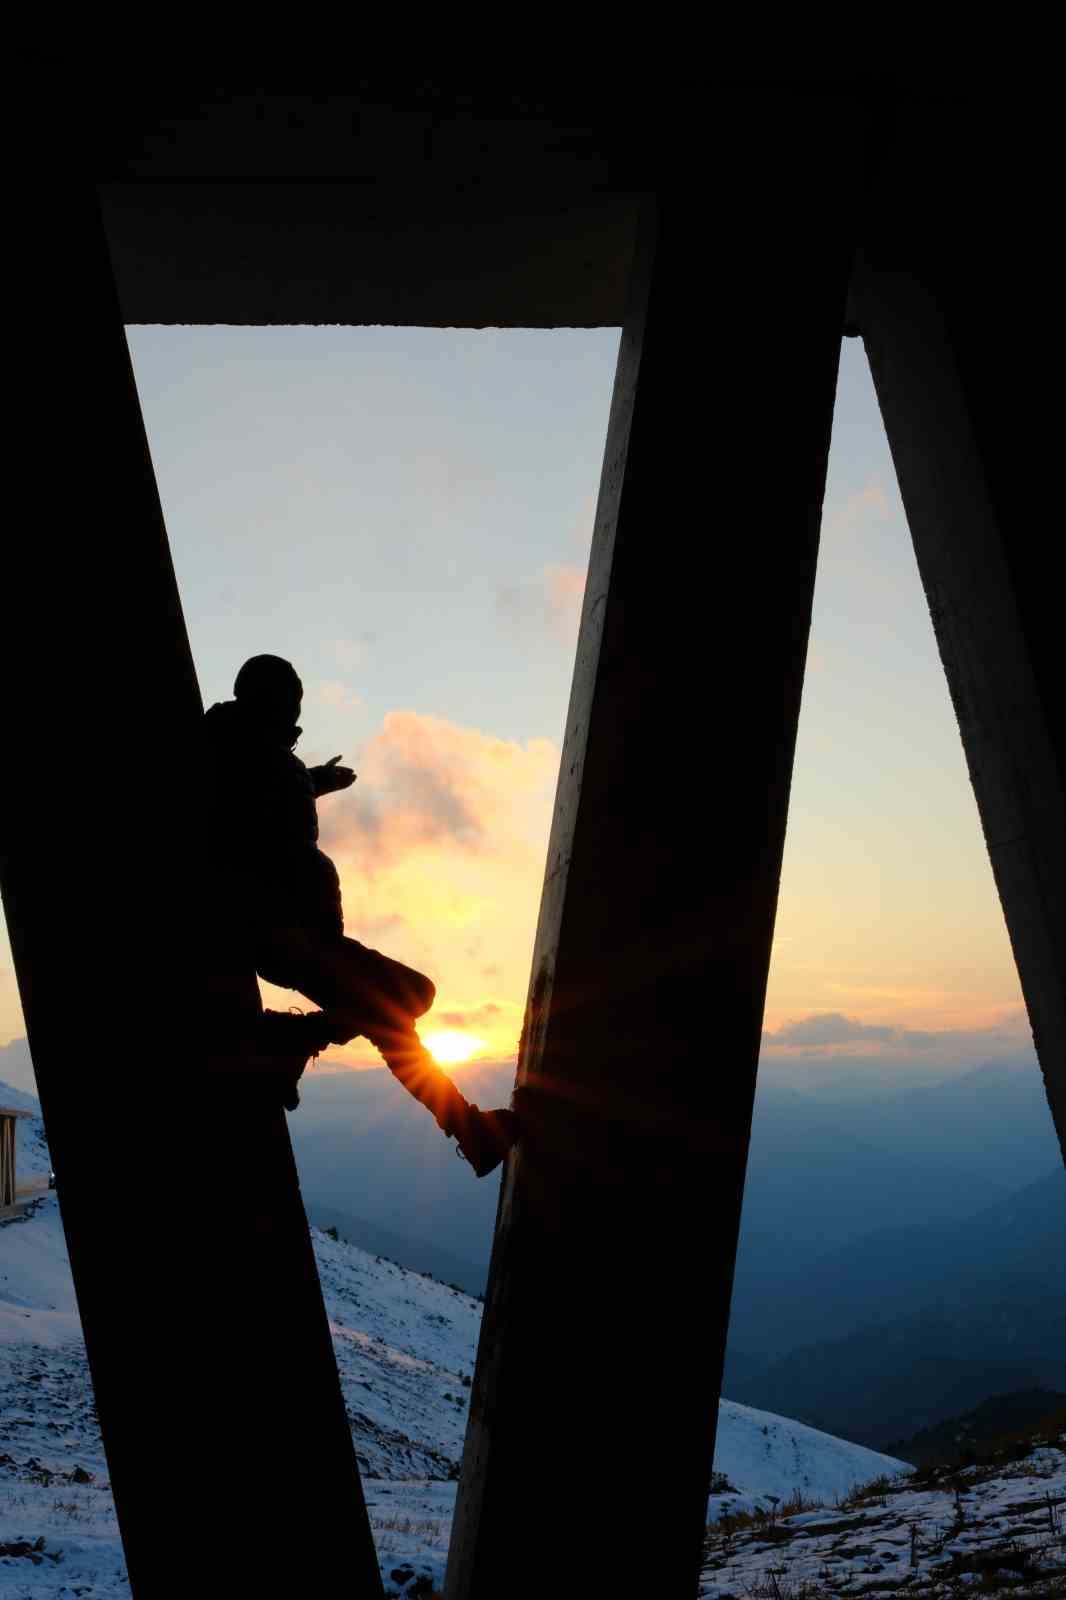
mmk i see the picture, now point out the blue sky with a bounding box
[129,325,610,748]
[0,327,1029,1076]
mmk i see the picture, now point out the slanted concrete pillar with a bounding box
[446,104,868,1600]
[852,97,1066,1162]
[3,170,382,1593]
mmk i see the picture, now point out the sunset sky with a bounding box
[0,328,1030,1076]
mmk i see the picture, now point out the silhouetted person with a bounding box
[204,654,517,1176]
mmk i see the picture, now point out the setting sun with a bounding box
[421,1030,484,1067]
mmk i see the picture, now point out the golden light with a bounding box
[421,1030,484,1067]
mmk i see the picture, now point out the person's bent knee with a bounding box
[367,947,435,1018]
[411,972,435,1016]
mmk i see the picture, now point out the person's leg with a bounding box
[255,929,517,1173]
[257,930,432,1023]
[204,872,334,1110]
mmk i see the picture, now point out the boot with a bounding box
[257,1010,336,1110]
[443,1097,520,1179]
[319,1009,375,1046]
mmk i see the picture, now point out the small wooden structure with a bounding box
[0,1105,31,1209]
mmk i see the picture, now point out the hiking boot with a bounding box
[257,1010,334,1109]
[451,1103,520,1178]
[259,1009,335,1057]
[365,1026,519,1174]
[320,1009,375,1046]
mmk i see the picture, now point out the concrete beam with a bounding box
[99,182,637,329]
[446,101,868,1599]
[2,173,382,1594]
[87,78,636,327]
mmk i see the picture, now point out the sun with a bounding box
[421,1030,484,1067]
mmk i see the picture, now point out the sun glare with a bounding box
[421,1029,484,1067]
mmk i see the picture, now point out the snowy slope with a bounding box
[1,1086,907,1596]
[700,1440,1066,1597]
[708,1401,904,1521]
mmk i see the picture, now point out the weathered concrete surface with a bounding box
[446,97,870,1600]
[852,95,1066,1164]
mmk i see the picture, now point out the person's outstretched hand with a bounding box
[311,754,357,795]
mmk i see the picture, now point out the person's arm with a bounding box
[309,754,357,797]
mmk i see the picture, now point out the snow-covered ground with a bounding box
[700,1444,1066,1597]
[707,1403,903,1525]
[3,1086,919,1596]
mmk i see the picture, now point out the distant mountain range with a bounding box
[732,1062,1062,1311]
[287,1055,1062,1317]
[886,1387,1066,1466]
[725,1286,1066,1449]
[287,1054,1064,1451]
[726,1160,1066,1449]
[4,1039,1057,1295]
[727,1166,1066,1364]
[4,1036,1062,1456]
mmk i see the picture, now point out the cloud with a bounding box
[569,492,596,558]
[330,638,367,671]
[311,679,366,714]
[824,478,890,536]
[545,563,586,628]
[495,493,593,648]
[436,1003,503,1030]
[321,711,557,869]
[766,1012,920,1047]
[304,710,559,1067]
[761,1009,1032,1063]
[497,562,586,646]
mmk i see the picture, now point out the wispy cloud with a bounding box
[761,1008,1032,1063]
[495,492,594,648]
[824,478,890,536]
[436,1002,503,1030]
[766,1013,926,1047]
[311,678,366,715]
[330,638,368,671]
[320,711,557,869]
[496,564,586,646]
[413,449,496,511]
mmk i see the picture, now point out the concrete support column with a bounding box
[852,98,1066,1162]
[446,105,867,1600]
[3,170,381,1594]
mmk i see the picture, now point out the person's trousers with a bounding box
[256,928,459,1130]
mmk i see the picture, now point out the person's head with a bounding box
[233,655,303,726]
